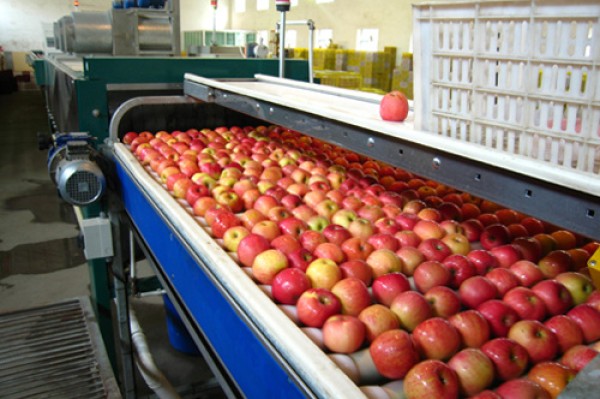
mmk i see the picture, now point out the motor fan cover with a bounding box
[56,159,105,206]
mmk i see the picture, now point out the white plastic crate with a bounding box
[413,0,600,176]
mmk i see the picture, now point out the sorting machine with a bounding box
[105,73,600,398]
[32,0,600,397]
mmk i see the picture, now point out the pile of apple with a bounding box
[124,125,600,399]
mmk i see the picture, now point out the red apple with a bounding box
[413,219,445,241]
[370,329,420,380]
[521,217,546,236]
[538,250,574,279]
[448,348,495,396]
[371,272,411,307]
[271,267,311,305]
[367,233,399,252]
[322,224,352,247]
[481,338,529,381]
[490,244,523,268]
[210,210,242,239]
[331,277,372,317]
[395,230,422,248]
[396,246,425,276]
[237,233,271,267]
[239,208,267,230]
[287,247,315,272]
[567,304,600,343]
[560,344,598,372]
[403,359,460,399]
[448,310,491,348]
[365,248,403,278]
[313,242,346,264]
[395,212,420,230]
[443,254,477,289]
[278,217,307,238]
[253,194,279,216]
[296,288,342,328]
[532,280,574,316]
[413,261,451,293]
[503,287,547,321]
[322,315,366,354]
[485,267,520,297]
[495,378,551,399]
[358,304,400,342]
[586,290,600,311]
[412,317,461,360]
[512,236,543,263]
[418,238,452,263]
[508,320,558,363]
[251,249,289,285]
[373,217,400,236]
[299,230,327,253]
[425,285,461,318]
[185,183,209,206]
[271,234,301,256]
[251,220,281,242]
[390,290,433,332]
[527,361,576,399]
[459,276,499,309]
[341,237,375,262]
[291,204,317,223]
[338,260,373,286]
[544,314,584,354]
[477,299,521,338]
[480,224,511,250]
[467,249,500,275]
[380,90,409,121]
[509,260,545,287]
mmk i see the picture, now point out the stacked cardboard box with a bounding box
[313,49,336,70]
[346,51,393,92]
[314,70,362,89]
[391,52,414,99]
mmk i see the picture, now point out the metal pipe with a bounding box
[129,305,181,399]
[279,11,286,78]
[129,229,136,282]
[276,19,315,83]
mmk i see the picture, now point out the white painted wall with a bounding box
[228,0,424,55]
[0,0,112,51]
[180,0,230,33]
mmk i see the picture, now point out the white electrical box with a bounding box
[81,217,114,259]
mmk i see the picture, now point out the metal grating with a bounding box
[0,298,121,399]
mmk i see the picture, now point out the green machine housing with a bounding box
[32,54,310,368]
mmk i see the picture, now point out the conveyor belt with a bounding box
[0,298,120,399]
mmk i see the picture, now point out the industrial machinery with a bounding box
[106,71,600,398]
[32,0,600,397]
[42,132,106,206]
[53,0,180,56]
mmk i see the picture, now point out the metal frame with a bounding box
[183,77,600,241]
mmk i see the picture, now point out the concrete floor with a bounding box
[0,90,226,398]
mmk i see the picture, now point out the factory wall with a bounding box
[228,0,422,55]
[180,0,230,34]
[0,0,112,52]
